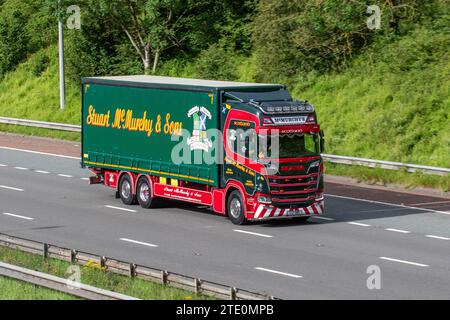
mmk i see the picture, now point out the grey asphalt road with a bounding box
[0,147,449,299]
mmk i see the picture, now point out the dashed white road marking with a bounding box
[0,146,80,160]
[311,216,335,221]
[0,164,7,167]
[380,257,429,267]
[105,205,137,213]
[35,170,50,174]
[385,228,411,234]
[0,185,24,192]
[348,222,371,227]
[254,267,303,279]
[425,235,450,241]
[80,178,90,181]
[233,229,273,238]
[14,167,28,171]
[2,212,34,221]
[120,238,158,248]
[57,174,73,178]
[326,194,450,215]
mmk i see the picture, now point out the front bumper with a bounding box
[249,200,324,221]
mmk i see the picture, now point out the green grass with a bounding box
[326,163,450,192]
[0,246,213,300]
[0,276,79,300]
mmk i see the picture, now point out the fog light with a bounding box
[257,196,272,204]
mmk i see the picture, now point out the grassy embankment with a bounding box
[0,26,448,191]
[0,246,212,300]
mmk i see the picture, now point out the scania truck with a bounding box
[82,76,325,225]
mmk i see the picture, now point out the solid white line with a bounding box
[254,267,303,279]
[348,222,371,227]
[120,238,158,248]
[425,235,450,241]
[411,200,450,206]
[385,228,411,234]
[0,185,24,192]
[0,146,80,160]
[105,205,137,213]
[311,216,335,221]
[2,213,34,221]
[326,194,450,215]
[380,257,429,267]
[35,170,50,174]
[233,229,273,238]
[57,174,73,178]
[14,167,28,171]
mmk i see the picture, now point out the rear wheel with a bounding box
[227,191,246,225]
[119,174,136,205]
[137,177,157,209]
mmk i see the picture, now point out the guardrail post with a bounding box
[71,250,77,264]
[230,287,237,300]
[100,256,107,270]
[43,244,49,260]
[129,263,136,278]
[194,278,201,294]
[161,270,168,285]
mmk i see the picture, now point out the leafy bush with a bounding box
[31,53,50,77]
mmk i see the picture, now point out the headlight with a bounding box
[310,160,320,168]
[257,195,272,204]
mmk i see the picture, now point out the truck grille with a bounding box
[268,173,319,208]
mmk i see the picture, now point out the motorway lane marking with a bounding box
[14,167,29,171]
[0,146,80,160]
[120,238,158,248]
[311,216,335,221]
[105,205,137,213]
[57,174,73,178]
[326,194,450,215]
[411,200,450,206]
[347,222,371,227]
[379,257,429,268]
[254,267,303,279]
[2,213,34,220]
[385,228,411,234]
[0,164,7,167]
[0,185,24,192]
[233,229,273,238]
[81,178,90,181]
[35,170,50,174]
[425,235,450,241]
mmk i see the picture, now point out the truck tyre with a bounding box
[136,177,156,209]
[227,190,246,225]
[119,174,136,205]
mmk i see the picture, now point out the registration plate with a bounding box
[285,209,302,217]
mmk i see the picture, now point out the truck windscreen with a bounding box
[258,133,320,159]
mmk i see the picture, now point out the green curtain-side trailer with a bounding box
[81,77,222,186]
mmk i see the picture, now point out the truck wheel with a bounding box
[227,191,246,225]
[119,174,136,205]
[137,177,156,209]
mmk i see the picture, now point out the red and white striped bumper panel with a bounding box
[252,201,324,220]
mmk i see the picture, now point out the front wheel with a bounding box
[227,191,246,225]
[137,177,157,209]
